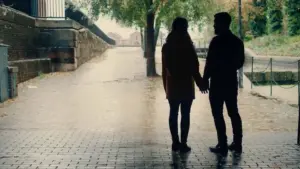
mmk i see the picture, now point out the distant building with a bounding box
[129,32,141,46]
[120,39,131,46]
[107,32,123,46]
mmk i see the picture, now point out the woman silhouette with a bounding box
[162,17,205,153]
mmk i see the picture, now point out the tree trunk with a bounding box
[140,27,144,51]
[146,1,157,77]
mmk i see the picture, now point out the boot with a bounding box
[172,142,181,152]
[180,143,191,153]
[209,144,228,156]
[228,142,242,154]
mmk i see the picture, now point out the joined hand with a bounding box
[199,79,209,94]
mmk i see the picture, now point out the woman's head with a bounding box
[166,17,194,56]
[172,17,188,33]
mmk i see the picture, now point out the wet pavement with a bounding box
[0,47,299,169]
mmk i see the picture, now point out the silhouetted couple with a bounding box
[162,12,245,156]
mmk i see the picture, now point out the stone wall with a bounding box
[65,0,115,45]
[36,25,109,72]
[0,6,109,83]
[244,71,298,84]
[76,29,108,67]
[9,59,52,83]
[0,7,39,61]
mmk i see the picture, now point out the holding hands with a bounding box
[199,78,209,94]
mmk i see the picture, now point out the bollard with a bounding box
[238,68,244,88]
[0,43,9,103]
[270,58,273,96]
[251,57,254,89]
[8,66,18,99]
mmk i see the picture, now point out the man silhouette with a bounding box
[202,12,245,156]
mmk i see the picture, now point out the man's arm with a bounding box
[236,41,245,70]
[203,38,217,81]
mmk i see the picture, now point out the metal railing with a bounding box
[248,56,300,145]
[249,57,299,95]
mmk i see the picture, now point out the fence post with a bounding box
[298,60,300,145]
[251,57,254,89]
[270,58,273,96]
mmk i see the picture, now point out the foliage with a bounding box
[77,0,212,31]
[284,0,300,36]
[267,0,283,34]
[159,0,216,32]
[214,0,254,38]
[78,0,215,76]
[246,35,300,56]
[249,0,267,37]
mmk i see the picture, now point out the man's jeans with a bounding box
[168,100,193,144]
[209,88,243,146]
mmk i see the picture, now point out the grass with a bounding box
[246,35,300,57]
[38,71,46,79]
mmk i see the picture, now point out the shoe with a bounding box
[209,144,228,156]
[180,143,191,153]
[172,142,181,152]
[228,142,242,154]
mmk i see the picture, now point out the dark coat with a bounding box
[162,35,202,100]
[203,31,245,90]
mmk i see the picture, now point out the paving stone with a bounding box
[0,48,299,168]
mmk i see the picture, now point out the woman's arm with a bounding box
[190,45,203,88]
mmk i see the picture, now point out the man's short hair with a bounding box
[214,12,232,27]
[172,17,188,32]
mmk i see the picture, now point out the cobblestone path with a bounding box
[0,47,299,169]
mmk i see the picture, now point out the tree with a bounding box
[213,0,254,38]
[249,0,267,37]
[284,0,300,36]
[80,0,211,77]
[267,0,283,34]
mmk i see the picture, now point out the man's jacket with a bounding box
[204,31,245,89]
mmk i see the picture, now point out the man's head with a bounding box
[214,12,232,35]
[172,17,188,32]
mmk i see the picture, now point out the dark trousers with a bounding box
[209,88,243,146]
[168,99,193,144]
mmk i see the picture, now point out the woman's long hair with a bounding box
[164,17,195,76]
[166,17,194,54]
[166,30,194,49]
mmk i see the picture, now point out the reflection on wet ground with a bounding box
[0,47,299,168]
